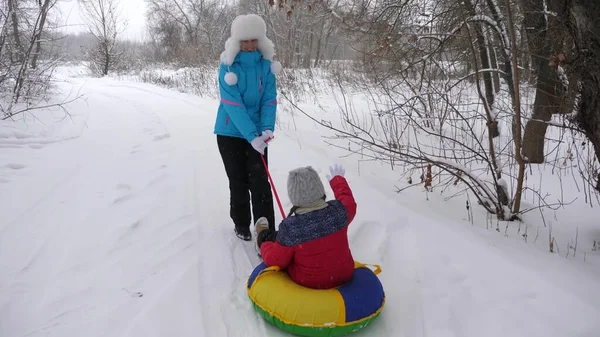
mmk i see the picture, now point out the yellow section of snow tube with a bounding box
[246,261,385,337]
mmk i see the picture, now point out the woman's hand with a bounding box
[251,131,273,155]
[251,136,268,155]
[261,130,274,143]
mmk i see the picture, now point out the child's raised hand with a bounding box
[326,164,345,181]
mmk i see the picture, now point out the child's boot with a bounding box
[254,217,269,255]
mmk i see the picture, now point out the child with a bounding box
[254,164,357,289]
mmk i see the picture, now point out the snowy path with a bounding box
[1,74,600,337]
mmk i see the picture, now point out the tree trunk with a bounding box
[521,65,560,163]
[489,43,501,93]
[462,0,506,208]
[8,0,23,62]
[505,0,527,217]
[521,0,566,163]
[576,71,600,192]
[519,22,534,83]
[462,0,499,138]
[103,41,110,76]
[313,18,325,68]
[305,28,314,68]
[31,0,51,69]
[565,0,600,192]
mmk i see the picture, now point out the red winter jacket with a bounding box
[260,176,357,289]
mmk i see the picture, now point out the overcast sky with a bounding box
[57,0,148,41]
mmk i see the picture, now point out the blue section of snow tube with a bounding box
[336,267,385,322]
[247,262,268,289]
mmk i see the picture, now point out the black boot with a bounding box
[234,226,251,241]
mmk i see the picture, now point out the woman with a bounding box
[214,14,282,241]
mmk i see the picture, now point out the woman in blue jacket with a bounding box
[214,14,282,241]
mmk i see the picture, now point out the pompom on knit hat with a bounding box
[287,166,326,207]
[220,14,282,86]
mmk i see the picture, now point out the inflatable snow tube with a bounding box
[246,261,385,337]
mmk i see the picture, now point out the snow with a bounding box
[2,65,600,337]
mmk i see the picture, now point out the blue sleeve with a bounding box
[218,64,258,142]
[259,66,277,132]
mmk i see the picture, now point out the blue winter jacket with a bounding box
[214,50,277,143]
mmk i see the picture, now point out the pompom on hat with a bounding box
[220,14,282,85]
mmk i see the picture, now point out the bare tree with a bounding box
[1,0,77,120]
[141,0,351,70]
[239,0,352,69]
[78,0,124,76]
[145,0,233,65]
[282,0,575,220]
[308,0,514,219]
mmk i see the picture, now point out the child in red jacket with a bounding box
[254,164,357,289]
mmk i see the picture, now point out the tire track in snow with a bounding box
[171,93,272,336]
[103,83,205,110]
[0,163,81,236]
[112,139,209,337]
[0,163,85,318]
[4,78,225,337]
[348,216,425,337]
[18,235,51,274]
[187,125,276,336]
[385,220,426,337]
[118,254,201,337]
[349,220,390,258]
[221,235,268,337]
[190,151,212,337]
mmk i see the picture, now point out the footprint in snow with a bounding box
[130,144,142,155]
[6,163,26,170]
[0,144,23,149]
[153,133,170,141]
[0,177,9,183]
[113,184,134,204]
[116,184,132,191]
[129,220,142,230]
[147,173,168,187]
[122,288,143,297]
[113,194,132,205]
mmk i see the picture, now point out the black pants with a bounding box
[217,135,275,231]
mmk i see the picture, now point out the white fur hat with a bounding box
[220,14,282,85]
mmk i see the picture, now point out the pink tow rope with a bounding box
[260,137,286,220]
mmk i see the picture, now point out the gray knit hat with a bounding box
[287,166,326,207]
